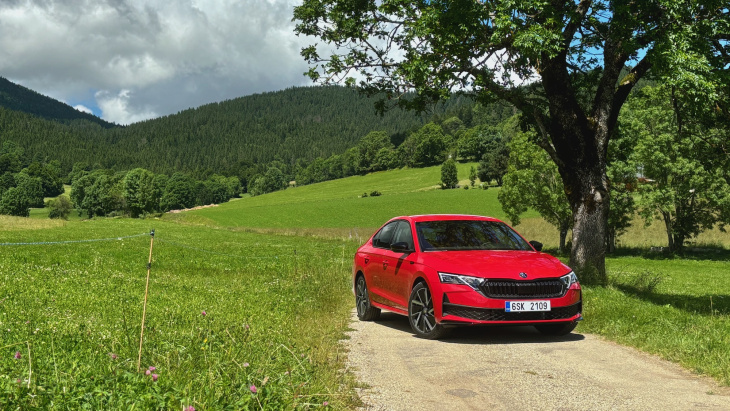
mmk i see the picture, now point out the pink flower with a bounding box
[148,366,156,371]
[152,373,158,382]
[249,385,257,394]
[243,362,250,367]
[323,401,329,406]
[201,310,207,316]
[109,353,118,360]
[145,370,151,376]
[186,407,195,411]
[14,351,21,360]
[244,324,250,330]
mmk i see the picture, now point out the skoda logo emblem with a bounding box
[519,272,528,279]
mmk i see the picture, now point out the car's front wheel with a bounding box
[534,322,577,336]
[408,282,447,339]
[355,275,380,321]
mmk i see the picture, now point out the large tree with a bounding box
[294,0,729,283]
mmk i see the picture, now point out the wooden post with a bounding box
[137,229,155,372]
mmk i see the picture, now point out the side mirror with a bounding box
[390,242,412,253]
[529,240,543,252]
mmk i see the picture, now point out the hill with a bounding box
[0,77,115,128]
[0,81,482,176]
[175,162,540,232]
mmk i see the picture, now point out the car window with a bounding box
[372,221,399,249]
[391,221,414,250]
[416,220,531,251]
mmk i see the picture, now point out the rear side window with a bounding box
[391,221,414,250]
[372,221,399,249]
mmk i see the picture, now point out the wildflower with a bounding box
[148,366,156,371]
[250,385,257,394]
[243,362,249,367]
[14,351,21,360]
[201,310,207,316]
[186,407,195,411]
[323,401,329,407]
[244,324,250,330]
[145,370,151,376]
[152,374,158,382]
[109,353,118,360]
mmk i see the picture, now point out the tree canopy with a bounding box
[294,0,730,283]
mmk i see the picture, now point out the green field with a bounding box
[1,219,361,408]
[2,163,730,408]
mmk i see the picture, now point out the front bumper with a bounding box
[437,285,582,325]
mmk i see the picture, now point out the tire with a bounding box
[408,282,447,339]
[355,275,380,321]
[534,321,577,336]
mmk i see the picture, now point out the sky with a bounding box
[0,0,315,125]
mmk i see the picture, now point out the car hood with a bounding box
[419,250,571,280]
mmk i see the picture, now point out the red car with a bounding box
[353,215,582,339]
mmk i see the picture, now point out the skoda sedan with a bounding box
[353,215,582,339]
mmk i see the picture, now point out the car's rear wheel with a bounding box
[408,282,447,339]
[534,322,577,336]
[355,276,380,321]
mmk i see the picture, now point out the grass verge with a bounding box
[578,256,730,385]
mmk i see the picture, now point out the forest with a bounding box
[0,75,727,254]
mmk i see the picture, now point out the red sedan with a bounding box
[353,215,582,339]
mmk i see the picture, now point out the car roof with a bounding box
[392,214,503,223]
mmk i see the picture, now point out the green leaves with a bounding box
[619,85,730,251]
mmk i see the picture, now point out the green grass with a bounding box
[180,163,537,230]
[580,255,730,384]
[0,218,361,409]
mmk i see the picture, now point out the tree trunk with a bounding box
[606,229,616,254]
[663,212,674,251]
[559,228,567,254]
[567,172,609,285]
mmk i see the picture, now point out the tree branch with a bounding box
[562,0,592,49]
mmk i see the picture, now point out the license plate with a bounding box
[505,300,551,312]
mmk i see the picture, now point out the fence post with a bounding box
[137,229,155,372]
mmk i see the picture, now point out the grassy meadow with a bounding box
[1,219,361,408]
[2,162,729,408]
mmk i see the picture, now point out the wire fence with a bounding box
[0,233,150,247]
[0,230,347,262]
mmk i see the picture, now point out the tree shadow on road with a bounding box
[373,312,585,345]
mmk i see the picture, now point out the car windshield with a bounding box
[415,220,532,251]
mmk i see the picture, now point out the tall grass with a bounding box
[0,219,361,408]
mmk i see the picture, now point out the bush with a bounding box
[440,158,458,189]
[369,190,382,197]
[361,192,368,198]
[47,195,73,220]
[0,186,30,217]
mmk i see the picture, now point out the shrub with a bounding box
[369,190,381,197]
[47,195,73,220]
[440,158,458,189]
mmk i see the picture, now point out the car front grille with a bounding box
[443,302,581,322]
[479,279,565,298]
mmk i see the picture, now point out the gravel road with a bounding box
[345,311,730,410]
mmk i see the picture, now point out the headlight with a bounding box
[438,272,484,290]
[560,271,579,288]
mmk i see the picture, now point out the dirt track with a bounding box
[345,311,730,410]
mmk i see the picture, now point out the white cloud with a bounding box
[0,0,313,123]
[73,104,93,114]
[96,89,157,125]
